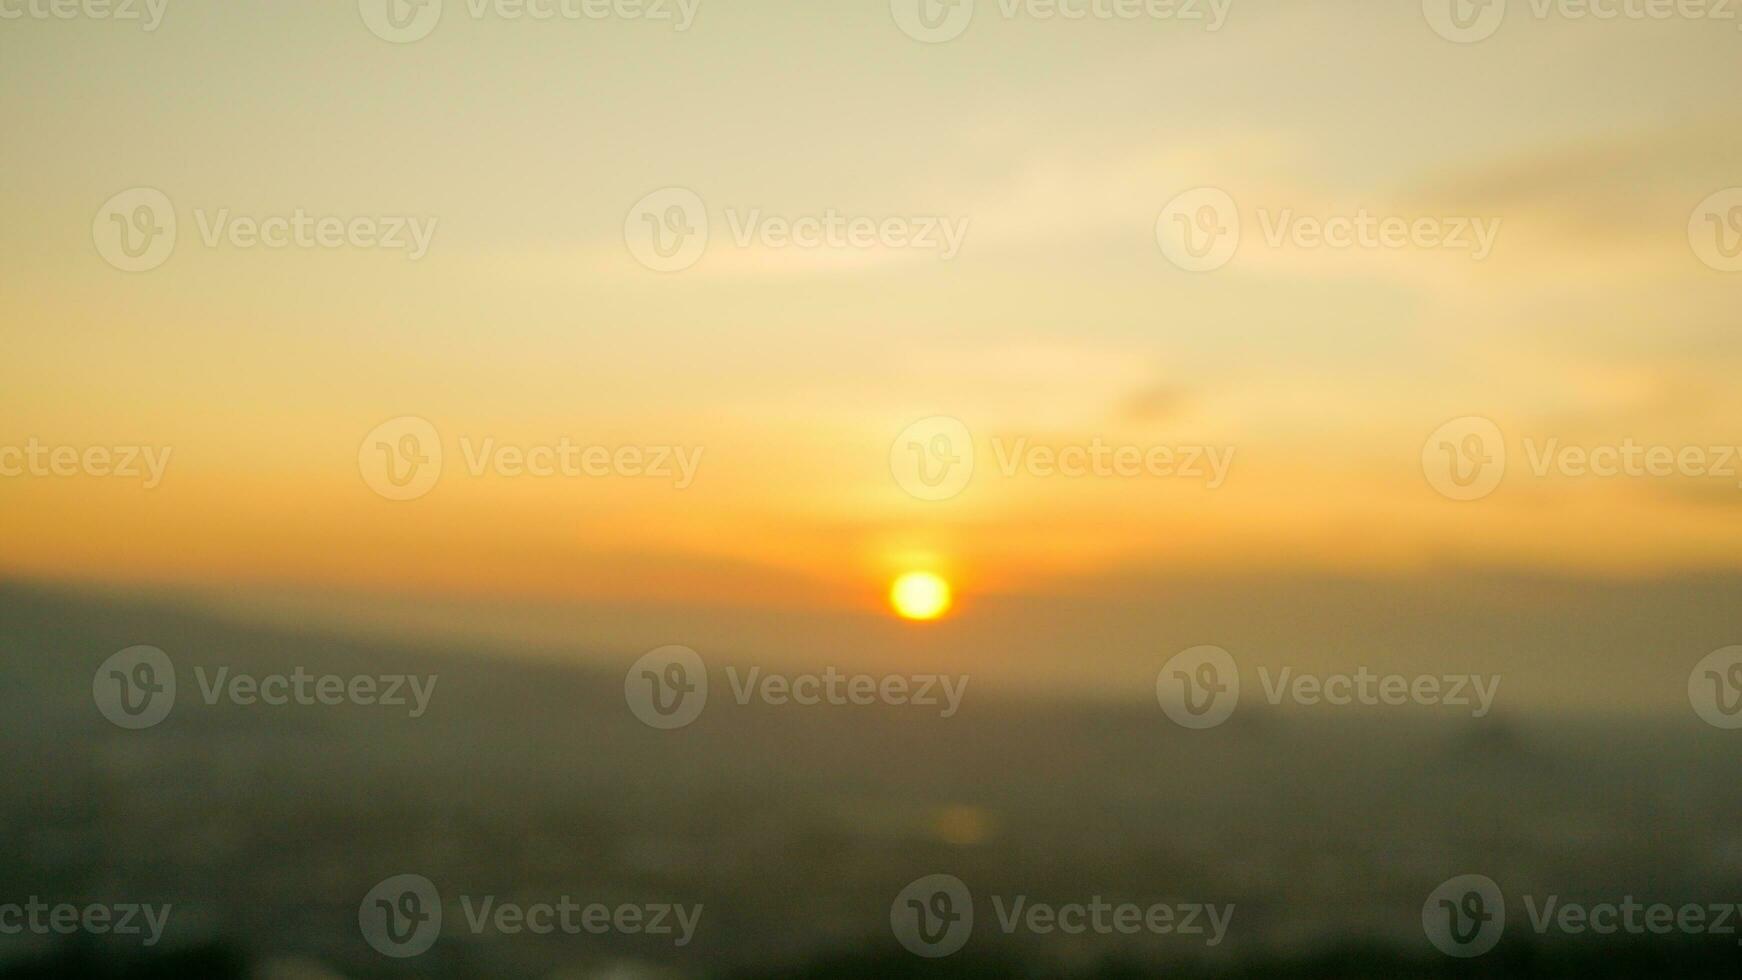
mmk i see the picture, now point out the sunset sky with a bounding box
[3,1,1740,707]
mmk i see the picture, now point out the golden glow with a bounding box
[890,571,952,621]
[3,12,1741,614]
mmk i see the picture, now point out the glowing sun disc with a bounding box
[891,571,952,621]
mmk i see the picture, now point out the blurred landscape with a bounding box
[5,579,1739,978]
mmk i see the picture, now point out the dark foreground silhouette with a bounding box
[4,937,1742,979]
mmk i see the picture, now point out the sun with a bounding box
[890,571,952,621]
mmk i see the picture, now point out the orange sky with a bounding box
[4,1,1742,623]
